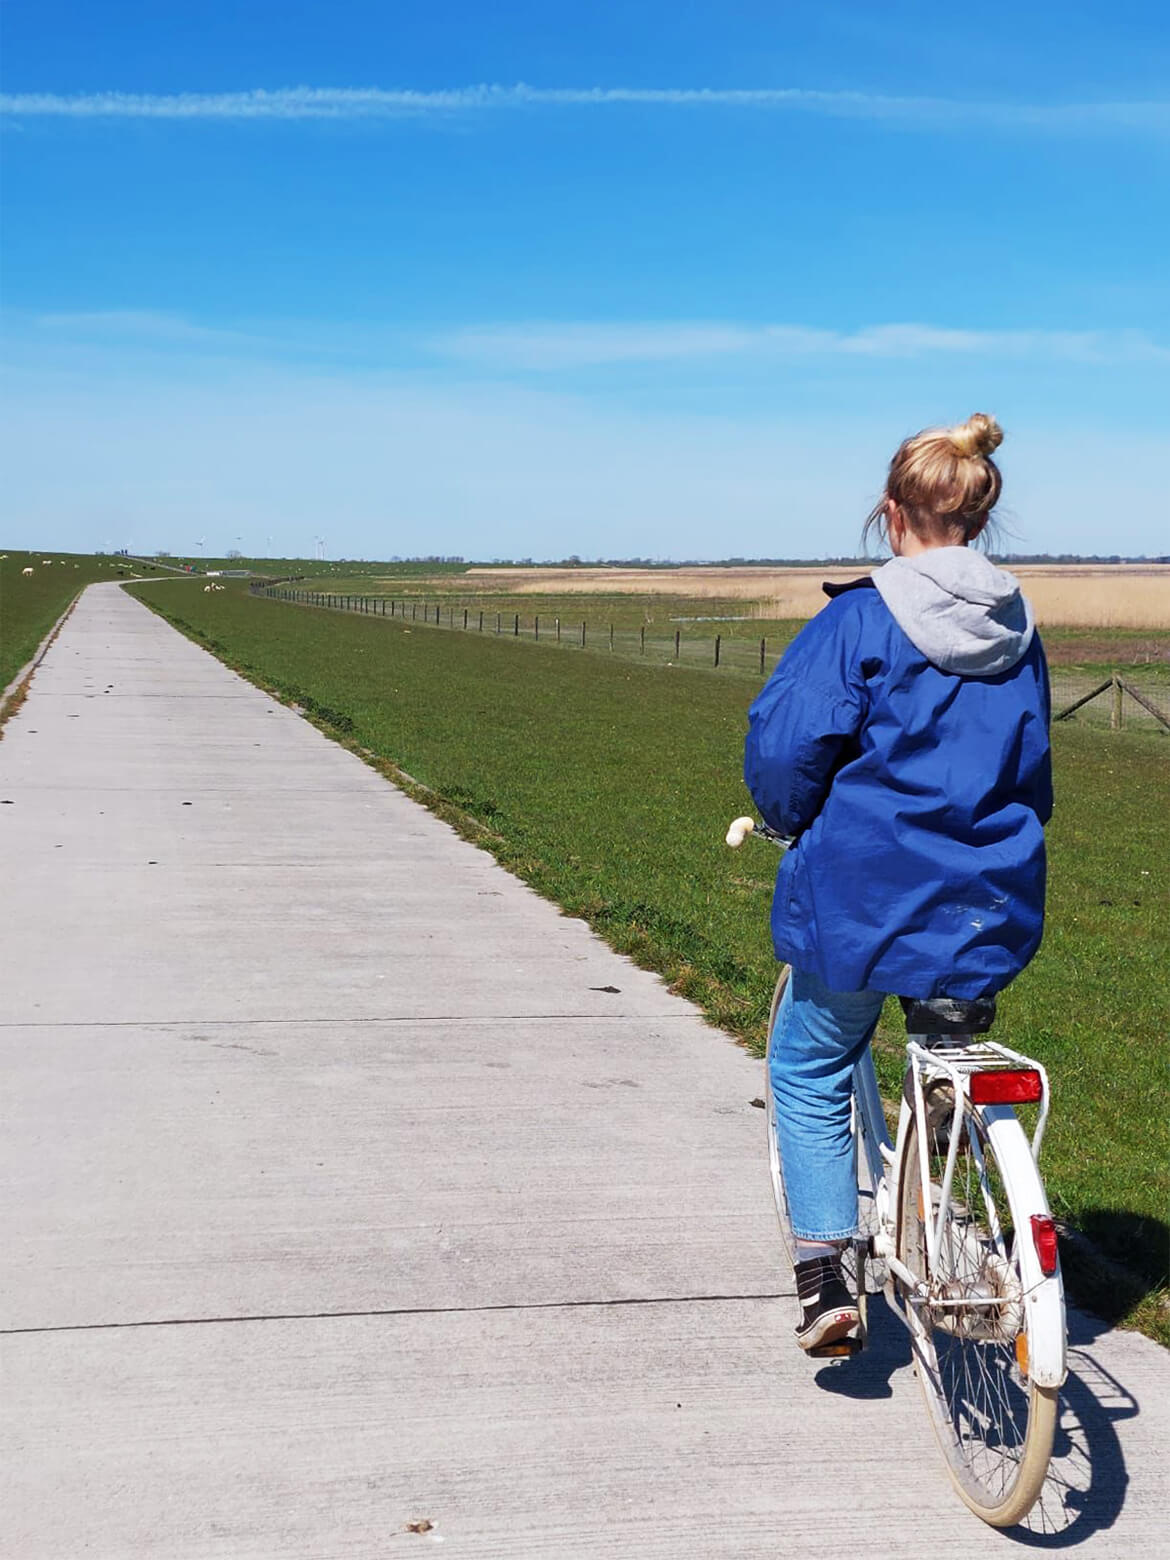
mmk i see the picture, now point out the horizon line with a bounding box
[2,83,1168,134]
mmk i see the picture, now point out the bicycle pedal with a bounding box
[807,1336,863,1360]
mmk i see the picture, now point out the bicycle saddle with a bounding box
[900,996,997,1036]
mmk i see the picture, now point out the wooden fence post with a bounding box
[640,626,645,654]
[556,617,561,642]
[609,624,614,651]
[674,628,680,660]
[581,621,586,648]
[496,613,501,634]
[759,637,766,675]
[534,615,539,641]
[1111,675,1124,730]
[514,612,519,637]
[478,610,484,631]
[714,634,721,667]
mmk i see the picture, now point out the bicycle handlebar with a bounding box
[725,815,792,849]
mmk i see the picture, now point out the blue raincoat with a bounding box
[744,579,1051,999]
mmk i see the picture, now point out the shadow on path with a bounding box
[805,1298,1137,1544]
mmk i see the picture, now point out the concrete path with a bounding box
[1,582,1166,1557]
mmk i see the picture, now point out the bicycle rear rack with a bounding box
[907,1038,1051,1161]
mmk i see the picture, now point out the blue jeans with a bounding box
[770,968,887,1241]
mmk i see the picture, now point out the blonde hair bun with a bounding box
[949,412,1003,459]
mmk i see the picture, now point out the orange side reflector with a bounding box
[1015,1331,1029,1377]
[969,1068,1043,1105]
[1031,1213,1060,1275]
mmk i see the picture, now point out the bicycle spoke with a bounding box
[897,1098,1055,1523]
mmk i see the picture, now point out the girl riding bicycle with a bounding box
[744,413,1051,1351]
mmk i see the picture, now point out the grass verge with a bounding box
[128,578,1170,1345]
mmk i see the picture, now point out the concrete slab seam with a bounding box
[2,1289,790,1338]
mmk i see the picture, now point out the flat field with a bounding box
[0,549,139,699]
[128,576,1170,1344]
[466,562,1170,629]
[261,575,1170,726]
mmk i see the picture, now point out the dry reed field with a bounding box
[465,563,1170,629]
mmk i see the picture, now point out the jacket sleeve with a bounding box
[744,600,870,838]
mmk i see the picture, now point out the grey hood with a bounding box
[872,547,1034,676]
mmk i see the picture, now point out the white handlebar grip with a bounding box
[725,816,756,848]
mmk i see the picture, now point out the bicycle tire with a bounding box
[764,966,883,1296]
[851,1064,889,1297]
[763,966,795,1266]
[896,1100,1058,1526]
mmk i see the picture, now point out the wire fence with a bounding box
[251,584,1170,730]
[251,584,784,677]
[1050,672,1170,732]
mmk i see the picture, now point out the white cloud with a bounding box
[1,83,1167,135]
[434,320,1170,370]
[21,310,1167,374]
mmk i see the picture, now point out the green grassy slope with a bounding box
[128,578,1170,1342]
[0,550,138,694]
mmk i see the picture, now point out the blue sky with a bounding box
[2,1,1168,559]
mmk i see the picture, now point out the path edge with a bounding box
[0,588,87,737]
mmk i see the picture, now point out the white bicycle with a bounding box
[728,816,1067,1528]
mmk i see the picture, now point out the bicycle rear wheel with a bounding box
[896,1100,1058,1526]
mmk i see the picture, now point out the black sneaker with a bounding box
[793,1256,860,1352]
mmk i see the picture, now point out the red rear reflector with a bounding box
[969,1068,1042,1105]
[1031,1214,1059,1275]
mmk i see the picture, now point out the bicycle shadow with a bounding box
[810,1300,1138,1544]
[1011,1307,1137,1547]
[809,1290,910,1400]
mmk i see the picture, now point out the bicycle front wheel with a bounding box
[896,1101,1059,1526]
[765,967,883,1296]
[763,966,795,1265]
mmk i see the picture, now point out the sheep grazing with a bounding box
[22,567,35,576]
[41,560,52,566]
